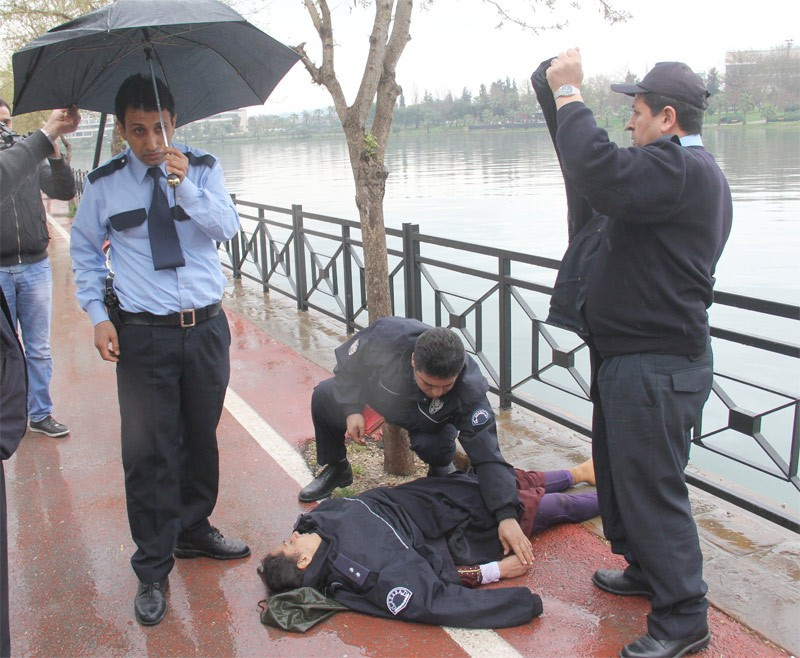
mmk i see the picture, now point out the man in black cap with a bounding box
[544,49,732,658]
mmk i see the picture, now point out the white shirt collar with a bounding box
[679,134,704,147]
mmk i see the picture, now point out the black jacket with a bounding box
[331,316,520,522]
[298,474,542,628]
[554,103,732,357]
[531,58,608,338]
[0,130,76,266]
[1,289,26,460]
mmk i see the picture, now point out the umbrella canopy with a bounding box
[11,0,300,127]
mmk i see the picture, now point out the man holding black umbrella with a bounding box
[70,74,246,626]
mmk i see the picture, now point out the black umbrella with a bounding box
[11,0,300,166]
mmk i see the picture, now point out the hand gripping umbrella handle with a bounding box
[145,45,180,187]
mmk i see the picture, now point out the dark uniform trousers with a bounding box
[116,311,230,584]
[591,345,713,640]
[312,377,458,467]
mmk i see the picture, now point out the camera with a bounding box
[0,124,23,150]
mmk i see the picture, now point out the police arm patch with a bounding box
[471,407,491,427]
[386,586,413,615]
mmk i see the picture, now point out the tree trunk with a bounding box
[299,0,415,475]
[382,424,416,474]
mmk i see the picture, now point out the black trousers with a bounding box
[116,311,230,584]
[591,346,713,640]
[312,377,458,467]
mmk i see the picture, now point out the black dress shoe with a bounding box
[620,629,710,658]
[426,462,457,477]
[134,578,169,626]
[298,461,353,502]
[174,527,250,560]
[593,569,655,598]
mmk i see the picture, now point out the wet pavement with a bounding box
[4,201,797,657]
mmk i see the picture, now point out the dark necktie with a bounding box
[147,167,185,270]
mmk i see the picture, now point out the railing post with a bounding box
[498,256,512,409]
[292,204,308,311]
[342,225,356,333]
[230,196,241,279]
[258,207,268,292]
[403,222,422,320]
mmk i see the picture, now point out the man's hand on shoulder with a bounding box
[94,320,120,362]
[498,518,534,565]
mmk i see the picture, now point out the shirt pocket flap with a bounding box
[672,366,711,393]
[109,208,147,231]
[174,205,191,222]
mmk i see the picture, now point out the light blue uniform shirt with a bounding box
[70,143,240,326]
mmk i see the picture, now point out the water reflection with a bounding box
[70,126,799,303]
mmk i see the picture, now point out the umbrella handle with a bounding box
[145,46,180,188]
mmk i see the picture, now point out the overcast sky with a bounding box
[244,0,797,114]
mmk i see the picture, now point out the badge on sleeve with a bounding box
[386,586,413,615]
[348,338,360,356]
[471,406,491,427]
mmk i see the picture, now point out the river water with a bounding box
[69,126,799,512]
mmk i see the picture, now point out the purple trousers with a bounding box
[514,468,599,536]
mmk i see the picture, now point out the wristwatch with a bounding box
[39,128,56,146]
[554,84,581,99]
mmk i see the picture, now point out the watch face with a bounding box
[556,84,578,98]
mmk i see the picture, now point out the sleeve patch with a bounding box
[471,407,491,427]
[386,586,413,615]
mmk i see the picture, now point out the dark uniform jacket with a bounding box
[297,473,543,628]
[330,316,520,522]
[0,130,76,266]
[555,103,733,358]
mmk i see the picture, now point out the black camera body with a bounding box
[0,125,24,150]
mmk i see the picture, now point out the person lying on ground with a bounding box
[259,459,597,629]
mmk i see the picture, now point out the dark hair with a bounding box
[0,99,9,111]
[413,327,465,378]
[259,554,304,594]
[641,92,704,135]
[114,74,175,126]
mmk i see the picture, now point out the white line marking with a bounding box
[53,208,520,658]
[48,214,71,241]
[223,387,313,487]
[443,628,523,658]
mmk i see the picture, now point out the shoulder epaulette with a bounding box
[87,154,129,183]
[184,150,217,169]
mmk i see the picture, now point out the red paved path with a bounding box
[3,211,788,657]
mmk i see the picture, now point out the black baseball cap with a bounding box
[611,62,710,110]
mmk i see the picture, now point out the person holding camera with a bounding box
[0,101,80,439]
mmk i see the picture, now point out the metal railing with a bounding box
[222,198,799,532]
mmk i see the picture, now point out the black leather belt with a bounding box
[117,302,221,328]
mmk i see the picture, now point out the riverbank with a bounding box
[61,114,799,150]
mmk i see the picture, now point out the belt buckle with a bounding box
[180,309,196,328]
